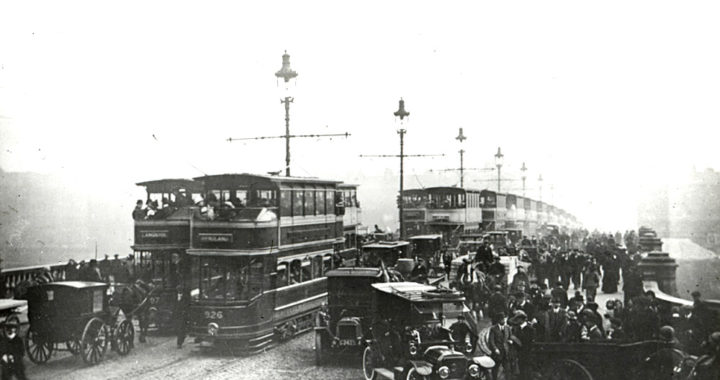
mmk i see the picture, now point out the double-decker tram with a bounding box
[401,187,483,245]
[337,184,362,263]
[132,178,204,330]
[185,174,344,352]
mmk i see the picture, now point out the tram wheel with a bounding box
[545,359,594,380]
[314,330,323,366]
[25,327,53,364]
[362,345,378,380]
[114,319,134,356]
[81,317,109,365]
[66,339,81,355]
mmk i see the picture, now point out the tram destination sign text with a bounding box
[141,230,169,239]
[198,233,234,243]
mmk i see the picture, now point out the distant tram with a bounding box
[401,187,580,243]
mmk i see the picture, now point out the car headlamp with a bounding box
[468,364,480,378]
[465,342,474,353]
[207,322,219,336]
[409,342,418,356]
[438,365,450,379]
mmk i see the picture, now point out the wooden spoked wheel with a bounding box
[545,359,594,380]
[113,319,134,356]
[66,339,81,355]
[25,327,53,364]
[81,317,109,365]
[362,345,378,380]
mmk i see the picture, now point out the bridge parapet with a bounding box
[638,251,678,296]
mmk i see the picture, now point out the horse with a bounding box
[110,279,156,344]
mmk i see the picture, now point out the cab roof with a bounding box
[136,178,204,193]
[29,281,108,290]
[408,234,443,240]
[371,282,464,303]
[363,241,410,249]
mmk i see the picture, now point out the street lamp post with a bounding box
[456,128,466,188]
[521,162,528,197]
[275,51,298,177]
[538,174,544,201]
[494,147,504,193]
[394,98,409,240]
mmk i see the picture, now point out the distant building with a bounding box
[638,168,720,252]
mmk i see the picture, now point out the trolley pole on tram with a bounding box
[228,51,350,176]
[359,98,444,240]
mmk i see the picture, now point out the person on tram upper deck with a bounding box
[132,200,146,220]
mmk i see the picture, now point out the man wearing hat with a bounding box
[581,310,604,341]
[0,320,26,380]
[561,310,582,343]
[510,310,535,380]
[488,311,513,380]
[547,299,567,342]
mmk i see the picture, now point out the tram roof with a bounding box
[337,183,359,189]
[408,234,443,240]
[424,186,482,193]
[194,173,341,187]
[136,178,204,193]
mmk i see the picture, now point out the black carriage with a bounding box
[527,340,674,380]
[24,281,134,365]
[361,241,410,268]
[314,267,392,365]
[362,282,494,380]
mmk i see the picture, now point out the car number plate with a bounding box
[339,339,356,346]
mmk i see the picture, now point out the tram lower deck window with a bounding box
[199,257,263,301]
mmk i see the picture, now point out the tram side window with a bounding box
[316,190,325,215]
[277,263,288,287]
[289,260,301,284]
[293,190,304,216]
[323,255,332,273]
[326,190,334,215]
[304,190,315,216]
[312,256,322,278]
[301,258,312,282]
[253,190,276,208]
[280,190,292,217]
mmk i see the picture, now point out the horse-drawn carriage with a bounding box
[408,235,445,280]
[24,281,135,365]
[526,340,675,380]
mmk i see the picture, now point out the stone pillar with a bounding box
[638,251,679,296]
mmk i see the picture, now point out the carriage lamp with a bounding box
[438,365,450,379]
[468,364,480,378]
[208,322,219,336]
[409,342,418,356]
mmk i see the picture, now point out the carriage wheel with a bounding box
[66,339,81,355]
[113,320,134,356]
[81,317,109,365]
[362,345,378,380]
[314,330,323,366]
[545,359,594,380]
[25,327,54,364]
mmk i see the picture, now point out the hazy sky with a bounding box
[1,1,719,231]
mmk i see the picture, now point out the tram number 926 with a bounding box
[204,311,224,320]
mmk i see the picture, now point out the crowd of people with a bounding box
[451,230,720,380]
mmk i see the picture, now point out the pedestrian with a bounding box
[488,311,513,380]
[509,310,534,380]
[582,265,600,302]
[0,321,27,380]
[175,284,190,349]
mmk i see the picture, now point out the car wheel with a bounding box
[362,345,377,380]
[405,367,426,380]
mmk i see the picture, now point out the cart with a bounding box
[24,281,134,365]
[528,340,673,380]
